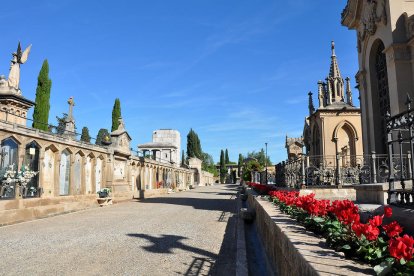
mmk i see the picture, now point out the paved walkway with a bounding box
[0,184,238,276]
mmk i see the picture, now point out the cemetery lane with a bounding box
[0,184,238,276]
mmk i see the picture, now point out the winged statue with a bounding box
[8,42,32,91]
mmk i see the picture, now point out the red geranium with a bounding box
[389,235,414,261]
[383,221,404,238]
[384,206,393,218]
[369,215,383,227]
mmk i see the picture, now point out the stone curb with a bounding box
[235,193,248,276]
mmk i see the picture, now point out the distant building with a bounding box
[138,129,181,166]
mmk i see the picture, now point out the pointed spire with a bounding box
[329,41,342,79]
[308,91,315,116]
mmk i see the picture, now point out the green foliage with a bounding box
[32,60,52,131]
[202,152,218,176]
[237,154,243,177]
[225,149,229,164]
[96,128,110,146]
[186,128,202,159]
[219,149,227,183]
[55,113,68,134]
[247,149,272,167]
[242,159,262,181]
[80,127,91,143]
[111,98,122,132]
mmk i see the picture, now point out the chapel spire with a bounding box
[327,41,344,103]
[329,41,342,79]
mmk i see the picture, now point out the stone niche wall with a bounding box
[0,120,196,225]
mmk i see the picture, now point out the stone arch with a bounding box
[333,121,358,166]
[45,144,59,153]
[369,39,390,154]
[59,149,71,195]
[0,136,20,171]
[311,124,321,156]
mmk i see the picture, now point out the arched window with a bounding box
[370,40,390,154]
[0,137,19,170]
[23,141,40,197]
[312,125,321,156]
[375,43,390,148]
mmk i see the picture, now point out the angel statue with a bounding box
[8,42,32,92]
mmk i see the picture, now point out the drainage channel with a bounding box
[242,200,277,276]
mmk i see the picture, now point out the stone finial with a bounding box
[308,91,315,116]
[317,80,325,108]
[345,77,353,106]
[331,41,336,56]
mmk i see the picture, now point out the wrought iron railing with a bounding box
[386,95,414,205]
[276,152,411,189]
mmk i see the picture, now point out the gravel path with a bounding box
[0,184,238,276]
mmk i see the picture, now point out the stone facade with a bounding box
[342,0,414,155]
[138,129,181,166]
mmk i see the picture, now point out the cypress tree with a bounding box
[187,129,203,159]
[111,98,122,131]
[220,150,226,183]
[96,128,110,146]
[32,60,52,131]
[225,149,229,164]
[80,127,91,143]
[238,154,243,177]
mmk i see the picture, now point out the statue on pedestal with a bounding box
[7,42,32,94]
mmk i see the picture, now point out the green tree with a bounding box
[201,152,218,176]
[80,127,91,142]
[225,149,229,164]
[237,154,243,177]
[247,149,272,167]
[96,128,110,146]
[186,129,202,159]
[32,59,52,131]
[219,150,227,183]
[55,113,68,134]
[111,98,122,132]
[242,159,263,181]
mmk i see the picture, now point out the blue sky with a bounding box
[0,0,358,164]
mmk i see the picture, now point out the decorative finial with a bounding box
[406,93,412,110]
[308,91,315,115]
[331,41,336,56]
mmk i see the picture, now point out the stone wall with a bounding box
[0,119,196,225]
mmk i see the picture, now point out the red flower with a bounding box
[369,215,383,227]
[352,222,365,238]
[364,224,380,241]
[384,206,393,218]
[389,235,414,261]
[383,221,404,238]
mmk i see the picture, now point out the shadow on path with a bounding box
[127,233,218,259]
[136,197,235,212]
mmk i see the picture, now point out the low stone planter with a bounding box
[247,194,375,276]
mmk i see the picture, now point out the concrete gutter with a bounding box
[235,193,248,276]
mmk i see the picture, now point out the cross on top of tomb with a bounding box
[67,97,75,120]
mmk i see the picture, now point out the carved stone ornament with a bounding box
[360,0,387,42]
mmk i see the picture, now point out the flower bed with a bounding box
[268,190,414,275]
[246,182,276,195]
